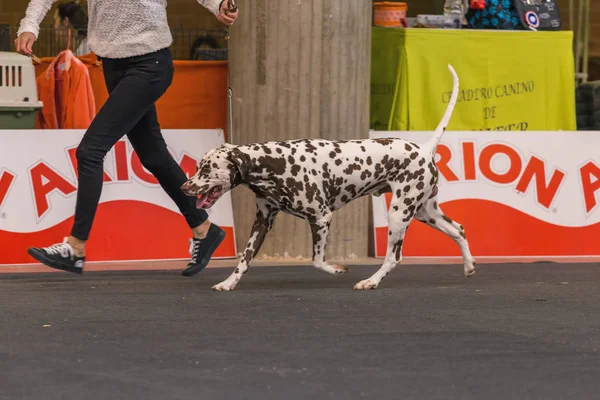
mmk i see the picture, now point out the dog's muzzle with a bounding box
[181,181,194,196]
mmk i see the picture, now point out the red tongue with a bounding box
[196,196,209,209]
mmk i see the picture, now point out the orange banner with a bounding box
[33,53,228,135]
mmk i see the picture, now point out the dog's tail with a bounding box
[423,64,460,155]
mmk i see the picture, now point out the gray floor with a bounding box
[1,263,599,400]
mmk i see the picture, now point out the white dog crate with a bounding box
[0,51,43,129]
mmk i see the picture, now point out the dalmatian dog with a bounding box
[181,65,476,291]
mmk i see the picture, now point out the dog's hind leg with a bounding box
[354,190,414,290]
[310,214,349,275]
[415,196,476,278]
[212,199,278,291]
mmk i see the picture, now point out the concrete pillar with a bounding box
[227,0,372,260]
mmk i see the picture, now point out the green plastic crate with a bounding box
[0,105,42,129]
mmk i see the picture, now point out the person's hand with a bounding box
[216,0,238,26]
[15,32,36,56]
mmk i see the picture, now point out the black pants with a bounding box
[71,48,207,240]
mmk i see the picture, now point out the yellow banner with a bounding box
[371,28,576,132]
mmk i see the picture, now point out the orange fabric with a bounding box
[35,50,96,129]
[34,56,228,136]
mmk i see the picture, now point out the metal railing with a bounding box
[0,26,228,60]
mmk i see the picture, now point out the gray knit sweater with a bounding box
[18,0,222,59]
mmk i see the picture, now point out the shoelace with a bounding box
[44,238,74,260]
[189,239,201,263]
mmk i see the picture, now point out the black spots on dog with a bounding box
[409,152,419,160]
[345,184,357,197]
[312,158,317,164]
[305,182,318,203]
[360,170,373,180]
[234,268,240,274]
[403,198,413,206]
[252,145,260,151]
[322,163,331,180]
[373,163,385,179]
[262,146,273,155]
[243,248,254,263]
[360,146,366,152]
[418,158,426,167]
[323,179,343,206]
[311,169,318,176]
[442,215,453,224]
[403,185,411,193]
[375,138,394,146]
[291,147,297,155]
[300,155,306,162]
[335,159,343,166]
[343,163,361,175]
[393,239,404,261]
[393,206,399,211]
[256,155,287,175]
[276,148,283,154]
[366,156,373,166]
[329,151,337,159]
[303,175,310,183]
[334,147,342,154]
[416,192,424,202]
[427,161,437,176]
[287,155,296,165]
[429,219,436,225]
[405,143,412,152]
[304,141,318,152]
[403,205,416,222]
[396,189,402,198]
[291,164,301,176]
[416,182,424,190]
[389,230,392,236]
[341,195,349,203]
[307,207,316,215]
[434,201,438,209]
[319,142,326,147]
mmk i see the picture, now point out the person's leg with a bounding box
[127,105,210,235]
[127,102,225,276]
[28,49,175,272]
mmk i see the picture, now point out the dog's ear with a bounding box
[227,148,251,185]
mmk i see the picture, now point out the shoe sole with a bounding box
[182,228,226,277]
[27,248,84,275]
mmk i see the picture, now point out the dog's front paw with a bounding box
[212,281,237,291]
[353,279,378,290]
